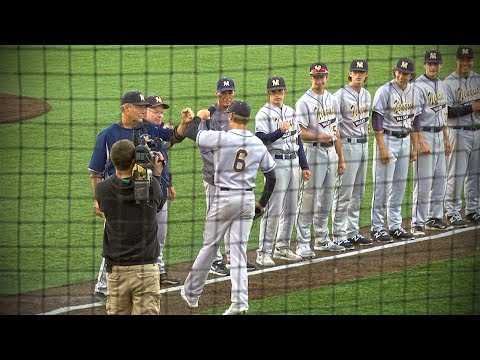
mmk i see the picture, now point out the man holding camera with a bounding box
[88,90,195,303]
[95,138,165,314]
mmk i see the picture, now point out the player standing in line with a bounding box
[295,62,346,253]
[89,90,197,303]
[197,77,256,274]
[181,101,277,315]
[443,46,480,227]
[410,50,453,236]
[331,59,373,248]
[144,94,181,285]
[254,76,311,267]
[370,58,420,243]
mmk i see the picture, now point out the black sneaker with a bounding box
[389,228,415,241]
[466,212,480,224]
[160,273,181,285]
[371,228,393,243]
[425,218,453,231]
[93,291,106,305]
[446,213,468,228]
[411,225,425,237]
[338,239,355,250]
[227,260,256,271]
[210,260,230,276]
[348,234,373,246]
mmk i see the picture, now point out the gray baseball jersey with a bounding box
[255,102,301,254]
[411,74,448,227]
[331,85,371,241]
[371,80,421,232]
[295,88,339,245]
[183,128,276,309]
[443,70,480,217]
[198,104,231,263]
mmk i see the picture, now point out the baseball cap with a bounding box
[146,95,170,109]
[309,62,329,76]
[350,58,368,72]
[217,77,236,92]
[394,57,415,74]
[227,100,251,118]
[121,90,150,106]
[267,76,287,91]
[456,46,474,58]
[424,49,442,63]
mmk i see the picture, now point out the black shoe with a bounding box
[466,212,480,224]
[446,213,468,228]
[93,291,106,304]
[389,228,415,241]
[226,260,256,271]
[348,234,373,246]
[210,260,230,276]
[371,228,393,243]
[425,218,453,231]
[411,225,425,237]
[160,273,181,285]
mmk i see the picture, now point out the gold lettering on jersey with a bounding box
[315,106,335,123]
[457,87,480,101]
[350,103,369,120]
[427,91,445,106]
[393,99,415,113]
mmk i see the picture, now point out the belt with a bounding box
[274,153,297,160]
[220,187,253,191]
[450,125,480,131]
[312,141,334,147]
[422,126,444,133]
[345,137,368,144]
[383,129,410,138]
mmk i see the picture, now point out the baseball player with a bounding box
[181,100,277,315]
[144,95,181,285]
[89,90,195,302]
[196,77,256,275]
[370,58,420,243]
[255,76,311,267]
[295,62,346,253]
[443,46,480,226]
[331,59,373,248]
[410,50,453,236]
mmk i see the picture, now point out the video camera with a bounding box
[132,128,168,202]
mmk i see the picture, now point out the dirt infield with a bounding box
[1,225,478,315]
[0,93,51,124]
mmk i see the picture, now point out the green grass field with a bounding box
[0,45,477,306]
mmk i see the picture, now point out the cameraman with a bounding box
[89,90,195,302]
[95,139,165,315]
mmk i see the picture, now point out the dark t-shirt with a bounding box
[95,175,164,266]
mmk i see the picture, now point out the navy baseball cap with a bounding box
[217,77,236,92]
[227,100,251,118]
[121,90,150,106]
[350,58,368,71]
[394,57,415,74]
[456,46,474,58]
[424,49,442,63]
[146,95,170,109]
[267,76,287,91]
[309,62,329,76]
